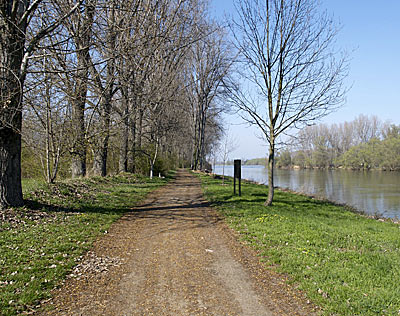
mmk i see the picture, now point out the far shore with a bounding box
[215,163,400,172]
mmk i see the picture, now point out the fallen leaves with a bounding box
[68,251,124,280]
[0,208,57,232]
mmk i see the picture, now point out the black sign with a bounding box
[234,160,241,179]
[233,159,241,196]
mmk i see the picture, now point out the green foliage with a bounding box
[312,143,330,168]
[276,150,292,168]
[21,179,45,195]
[380,137,400,170]
[21,144,72,182]
[199,173,400,315]
[338,136,400,170]
[0,174,169,316]
[244,158,267,166]
[21,146,43,179]
[291,150,308,168]
[290,119,400,170]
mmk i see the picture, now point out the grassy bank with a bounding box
[0,173,171,316]
[199,174,400,316]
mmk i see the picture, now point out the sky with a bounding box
[210,0,400,159]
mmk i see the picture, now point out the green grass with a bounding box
[0,172,172,316]
[21,178,45,194]
[199,174,400,316]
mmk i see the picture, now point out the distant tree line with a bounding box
[222,158,267,166]
[276,115,400,171]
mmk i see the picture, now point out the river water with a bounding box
[213,165,400,219]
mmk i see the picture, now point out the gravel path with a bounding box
[38,170,317,316]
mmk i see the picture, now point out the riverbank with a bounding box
[213,165,400,218]
[0,173,170,316]
[198,173,400,315]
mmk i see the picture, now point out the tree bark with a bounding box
[199,112,207,170]
[0,1,28,207]
[71,83,87,178]
[92,96,112,177]
[0,127,24,208]
[265,136,275,206]
[128,115,136,173]
[92,2,116,177]
[130,108,142,173]
[118,99,129,173]
[70,2,95,178]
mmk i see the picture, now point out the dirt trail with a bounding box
[39,170,316,316]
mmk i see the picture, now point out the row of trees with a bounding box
[1,0,232,207]
[276,115,400,170]
[1,0,350,207]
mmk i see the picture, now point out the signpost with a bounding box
[233,159,241,196]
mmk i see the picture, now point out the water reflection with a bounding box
[214,165,400,219]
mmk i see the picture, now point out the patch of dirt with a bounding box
[36,170,319,316]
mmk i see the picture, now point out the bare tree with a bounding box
[219,129,237,184]
[0,0,81,207]
[227,0,348,205]
[114,0,204,175]
[189,26,232,170]
[89,0,120,176]
[353,114,381,145]
[63,0,95,178]
[23,51,70,183]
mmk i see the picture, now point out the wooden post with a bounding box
[234,174,236,195]
[234,159,241,196]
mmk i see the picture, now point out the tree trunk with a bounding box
[128,114,137,173]
[130,108,142,173]
[199,112,207,170]
[93,96,112,177]
[0,127,24,208]
[92,140,108,177]
[0,2,27,207]
[192,111,200,170]
[222,161,225,184]
[265,137,275,206]
[71,90,87,178]
[70,2,95,178]
[44,68,53,183]
[92,4,115,177]
[118,102,129,173]
[149,139,159,179]
[149,163,154,179]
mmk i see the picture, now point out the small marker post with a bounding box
[233,159,241,196]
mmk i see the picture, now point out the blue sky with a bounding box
[210,0,400,159]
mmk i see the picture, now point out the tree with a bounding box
[0,0,81,207]
[189,26,232,170]
[276,150,292,168]
[60,0,95,178]
[353,114,381,145]
[114,0,206,175]
[89,0,120,176]
[219,129,237,184]
[227,0,348,205]
[23,51,70,183]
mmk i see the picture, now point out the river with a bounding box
[213,165,400,219]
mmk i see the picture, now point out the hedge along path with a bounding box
[37,170,316,316]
